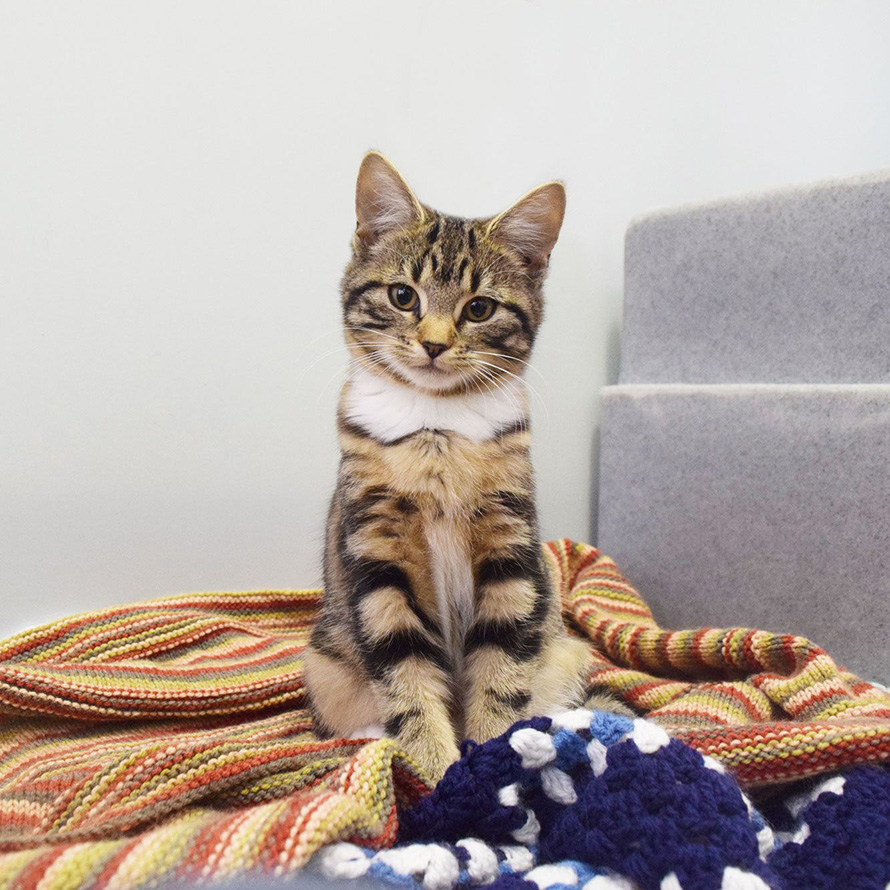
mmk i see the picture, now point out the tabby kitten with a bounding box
[304,152,623,781]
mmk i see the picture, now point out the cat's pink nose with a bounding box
[422,341,448,360]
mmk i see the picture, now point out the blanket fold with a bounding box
[1,540,888,888]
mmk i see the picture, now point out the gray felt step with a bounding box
[596,384,890,683]
[620,169,890,384]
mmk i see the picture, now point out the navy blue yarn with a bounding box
[398,717,552,843]
[769,766,890,890]
[394,715,890,890]
[538,738,770,890]
[485,876,532,890]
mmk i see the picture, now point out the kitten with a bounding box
[304,152,628,780]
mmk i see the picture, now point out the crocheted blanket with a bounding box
[318,710,890,889]
[0,540,888,889]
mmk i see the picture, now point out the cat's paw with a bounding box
[464,710,520,746]
[583,690,636,718]
[404,736,460,783]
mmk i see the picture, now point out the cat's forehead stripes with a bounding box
[407,214,487,292]
[456,258,468,287]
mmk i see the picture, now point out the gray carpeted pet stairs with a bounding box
[597,169,890,684]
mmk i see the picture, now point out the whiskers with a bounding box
[296,327,399,407]
[313,346,394,408]
[465,354,550,434]
[471,350,549,388]
[466,362,530,433]
[344,325,405,346]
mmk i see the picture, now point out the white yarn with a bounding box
[541,766,578,805]
[509,727,557,768]
[702,755,727,773]
[811,774,846,800]
[512,808,541,844]
[549,709,595,732]
[374,843,460,890]
[422,845,462,890]
[720,866,770,889]
[318,838,540,889]
[526,864,580,888]
[630,719,671,753]
[791,822,811,845]
[456,838,500,885]
[374,844,432,877]
[756,824,776,859]
[587,738,608,777]
[785,772,847,822]
[498,783,520,807]
[500,844,535,873]
[660,873,684,890]
[313,843,371,880]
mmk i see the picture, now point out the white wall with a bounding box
[2,0,889,637]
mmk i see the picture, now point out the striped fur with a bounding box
[304,153,618,779]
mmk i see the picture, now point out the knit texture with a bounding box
[319,711,890,890]
[1,540,889,888]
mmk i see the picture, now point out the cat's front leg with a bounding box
[351,568,460,781]
[463,541,546,743]
[373,655,459,781]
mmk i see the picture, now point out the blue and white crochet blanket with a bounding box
[313,711,890,890]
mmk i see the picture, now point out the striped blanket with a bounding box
[1,540,888,888]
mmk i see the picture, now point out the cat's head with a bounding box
[341,152,565,395]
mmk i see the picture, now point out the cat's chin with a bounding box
[390,363,469,395]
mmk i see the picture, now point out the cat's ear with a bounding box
[354,151,425,246]
[486,182,566,273]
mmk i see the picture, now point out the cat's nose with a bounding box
[422,341,448,360]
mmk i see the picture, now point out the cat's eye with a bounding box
[464,297,496,322]
[388,284,419,312]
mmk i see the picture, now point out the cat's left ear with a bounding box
[486,182,566,274]
[354,151,425,246]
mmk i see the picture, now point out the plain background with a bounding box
[2,1,890,638]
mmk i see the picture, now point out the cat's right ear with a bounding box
[354,151,425,246]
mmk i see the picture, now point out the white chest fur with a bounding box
[344,367,528,442]
[425,515,474,663]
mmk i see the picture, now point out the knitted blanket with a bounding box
[0,540,888,889]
